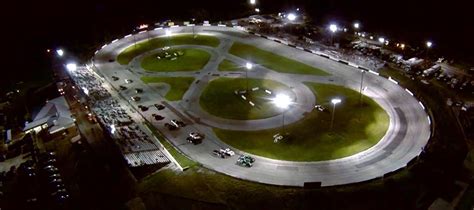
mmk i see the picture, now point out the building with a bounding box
[23,96,76,135]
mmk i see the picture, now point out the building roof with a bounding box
[23,96,75,133]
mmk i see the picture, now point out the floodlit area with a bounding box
[91,25,430,187]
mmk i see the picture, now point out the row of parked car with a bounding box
[39,152,70,204]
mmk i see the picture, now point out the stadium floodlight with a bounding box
[272,94,292,109]
[378,37,385,44]
[246,62,253,70]
[353,22,360,29]
[426,41,433,48]
[329,24,338,33]
[250,0,256,5]
[287,13,297,21]
[165,29,172,36]
[56,49,64,57]
[273,94,292,134]
[66,63,77,71]
[245,62,253,91]
[331,98,341,105]
[330,98,342,130]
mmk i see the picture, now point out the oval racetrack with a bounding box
[93,26,431,187]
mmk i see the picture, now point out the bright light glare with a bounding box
[378,37,385,43]
[255,8,260,12]
[329,24,338,33]
[272,94,292,109]
[354,22,360,29]
[110,125,116,134]
[66,63,77,71]
[426,41,433,48]
[331,98,342,105]
[165,29,172,36]
[287,13,297,21]
[82,87,89,95]
[246,62,253,69]
[250,0,256,5]
[56,49,64,57]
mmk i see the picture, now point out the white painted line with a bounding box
[281,41,289,45]
[94,50,99,55]
[388,77,399,84]
[267,37,275,41]
[311,50,318,54]
[348,62,359,68]
[139,30,146,34]
[254,33,261,36]
[154,27,163,30]
[405,89,414,96]
[296,46,304,50]
[111,39,118,43]
[170,25,179,28]
[217,24,226,27]
[427,116,431,125]
[187,24,196,26]
[203,23,211,26]
[101,44,107,49]
[124,34,131,38]
[419,101,425,110]
[369,70,379,75]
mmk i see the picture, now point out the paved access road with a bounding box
[92,26,430,187]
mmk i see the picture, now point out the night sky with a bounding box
[0,0,472,90]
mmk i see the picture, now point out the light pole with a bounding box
[329,24,338,45]
[272,94,292,134]
[359,70,366,106]
[425,41,433,57]
[330,98,342,130]
[245,62,253,92]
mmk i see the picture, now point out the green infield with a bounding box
[229,42,330,76]
[141,48,210,72]
[199,78,293,120]
[117,34,220,65]
[218,59,243,71]
[214,83,389,161]
[141,77,195,101]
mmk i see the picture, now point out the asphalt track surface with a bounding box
[93,26,431,187]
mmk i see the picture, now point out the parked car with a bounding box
[171,119,185,127]
[131,96,141,102]
[154,104,165,110]
[152,114,164,120]
[164,123,178,131]
[138,105,148,112]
